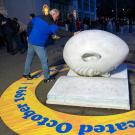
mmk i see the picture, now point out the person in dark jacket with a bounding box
[23,8,74,82]
[12,18,26,53]
[0,14,6,49]
[2,18,16,54]
[2,17,25,54]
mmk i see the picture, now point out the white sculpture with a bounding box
[63,30,129,76]
[47,30,130,110]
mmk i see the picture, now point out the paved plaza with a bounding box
[0,33,135,134]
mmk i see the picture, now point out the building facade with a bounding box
[77,0,96,20]
[50,0,96,21]
[1,0,96,24]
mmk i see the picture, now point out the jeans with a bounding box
[24,43,50,79]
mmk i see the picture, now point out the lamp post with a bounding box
[43,4,49,15]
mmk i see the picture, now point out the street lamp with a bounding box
[43,4,49,15]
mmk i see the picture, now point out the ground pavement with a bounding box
[0,33,135,134]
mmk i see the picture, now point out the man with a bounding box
[0,14,6,49]
[2,18,16,54]
[12,18,26,54]
[23,7,74,83]
[2,17,25,55]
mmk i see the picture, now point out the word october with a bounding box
[14,86,135,135]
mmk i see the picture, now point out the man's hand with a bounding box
[52,34,60,39]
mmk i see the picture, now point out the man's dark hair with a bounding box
[13,18,18,21]
[0,13,4,18]
[30,13,35,18]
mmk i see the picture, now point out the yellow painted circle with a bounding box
[0,64,135,135]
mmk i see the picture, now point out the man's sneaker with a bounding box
[23,74,33,80]
[44,76,56,83]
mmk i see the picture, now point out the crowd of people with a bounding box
[0,11,135,56]
[0,13,36,55]
[0,7,135,83]
[58,15,135,34]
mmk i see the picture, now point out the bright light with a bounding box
[43,4,49,15]
[73,10,77,20]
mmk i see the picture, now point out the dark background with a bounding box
[97,0,135,18]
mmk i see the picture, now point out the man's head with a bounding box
[29,13,35,20]
[13,18,18,21]
[49,9,60,21]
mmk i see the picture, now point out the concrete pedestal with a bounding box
[46,65,130,110]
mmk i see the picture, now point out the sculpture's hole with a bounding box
[82,53,101,62]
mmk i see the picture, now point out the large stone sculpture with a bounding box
[47,30,130,110]
[63,30,129,76]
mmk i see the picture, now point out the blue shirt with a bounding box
[28,16,58,47]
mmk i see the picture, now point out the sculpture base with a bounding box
[68,64,128,79]
[46,65,130,110]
